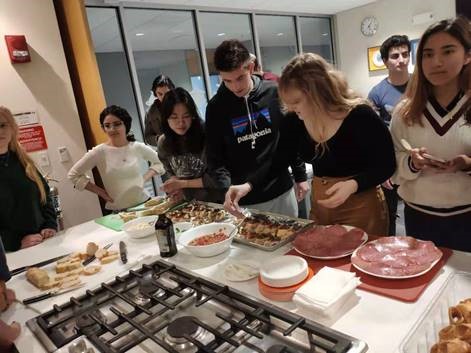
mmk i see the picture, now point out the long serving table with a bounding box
[3,219,471,353]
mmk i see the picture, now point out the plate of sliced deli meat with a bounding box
[351,236,443,279]
[293,224,368,260]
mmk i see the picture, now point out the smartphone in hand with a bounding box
[422,153,447,164]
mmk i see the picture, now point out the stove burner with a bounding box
[267,345,297,353]
[76,312,103,336]
[133,292,151,306]
[164,316,207,349]
[168,316,199,338]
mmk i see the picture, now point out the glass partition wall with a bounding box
[86,5,334,196]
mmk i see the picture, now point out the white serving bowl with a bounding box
[178,223,236,258]
[173,222,193,236]
[260,255,309,288]
[122,216,157,238]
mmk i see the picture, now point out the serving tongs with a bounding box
[228,208,252,238]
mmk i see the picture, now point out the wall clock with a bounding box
[361,16,379,37]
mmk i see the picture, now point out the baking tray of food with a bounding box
[166,201,234,225]
[400,271,471,353]
[166,201,313,251]
[234,211,313,251]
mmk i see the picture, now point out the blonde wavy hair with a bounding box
[279,53,367,154]
[398,16,471,126]
[0,106,46,203]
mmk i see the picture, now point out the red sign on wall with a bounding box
[18,125,48,152]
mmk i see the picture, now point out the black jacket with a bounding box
[204,75,306,205]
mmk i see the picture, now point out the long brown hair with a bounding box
[398,16,471,126]
[0,106,47,203]
[278,53,366,153]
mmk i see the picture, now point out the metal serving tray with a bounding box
[166,201,313,251]
[233,210,313,251]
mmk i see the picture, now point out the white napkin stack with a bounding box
[293,267,361,318]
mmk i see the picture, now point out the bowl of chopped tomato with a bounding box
[178,223,237,257]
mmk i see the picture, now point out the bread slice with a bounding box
[53,267,83,281]
[100,254,119,264]
[86,242,98,256]
[83,265,101,275]
[95,248,108,259]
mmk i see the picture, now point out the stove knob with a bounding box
[85,348,95,353]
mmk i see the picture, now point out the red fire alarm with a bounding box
[5,35,31,64]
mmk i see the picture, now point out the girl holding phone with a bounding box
[390,17,471,250]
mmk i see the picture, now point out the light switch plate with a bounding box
[58,146,70,163]
[38,151,50,167]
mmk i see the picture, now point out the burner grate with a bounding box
[28,259,364,353]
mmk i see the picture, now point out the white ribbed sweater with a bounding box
[390,94,471,215]
[68,142,164,210]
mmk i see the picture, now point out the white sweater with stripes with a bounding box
[390,94,471,216]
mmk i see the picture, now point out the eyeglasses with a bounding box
[0,122,10,130]
[102,121,123,130]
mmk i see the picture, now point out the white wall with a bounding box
[336,0,455,97]
[0,0,102,227]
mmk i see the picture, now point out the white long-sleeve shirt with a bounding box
[390,94,471,216]
[68,142,164,210]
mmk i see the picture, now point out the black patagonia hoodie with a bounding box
[204,75,306,205]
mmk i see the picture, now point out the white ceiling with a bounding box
[103,0,377,15]
[88,0,374,53]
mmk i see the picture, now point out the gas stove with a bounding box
[27,260,367,353]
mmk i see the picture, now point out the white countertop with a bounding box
[3,219,471,353]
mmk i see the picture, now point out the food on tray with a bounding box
[86,242,98,256]
[293,224,365,258]
[25,244,118,291]
[26,268,50,289]
[430,297,471,352]
[53,267,84,281]
[449,299,471,325]
[431,338,471,353]
[126,221,153,232]
[56,259,82,273]
[439,323,471,341]
[351,236,442,277]
[238,214,304,247]
[119,211,137,222]
[188,231,228,246]
[59,276,82,289]
[167,203,229,225]
[144,197,166,207]
[83,265,101,275]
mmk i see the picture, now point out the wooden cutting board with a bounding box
[285,247,453,303]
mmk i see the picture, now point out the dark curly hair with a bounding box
[380,35,411,62]
[160,88,205,155]
[214,39,251,72]
[99,105,135,142]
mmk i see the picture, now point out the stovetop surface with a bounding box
[27,260,367,353]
